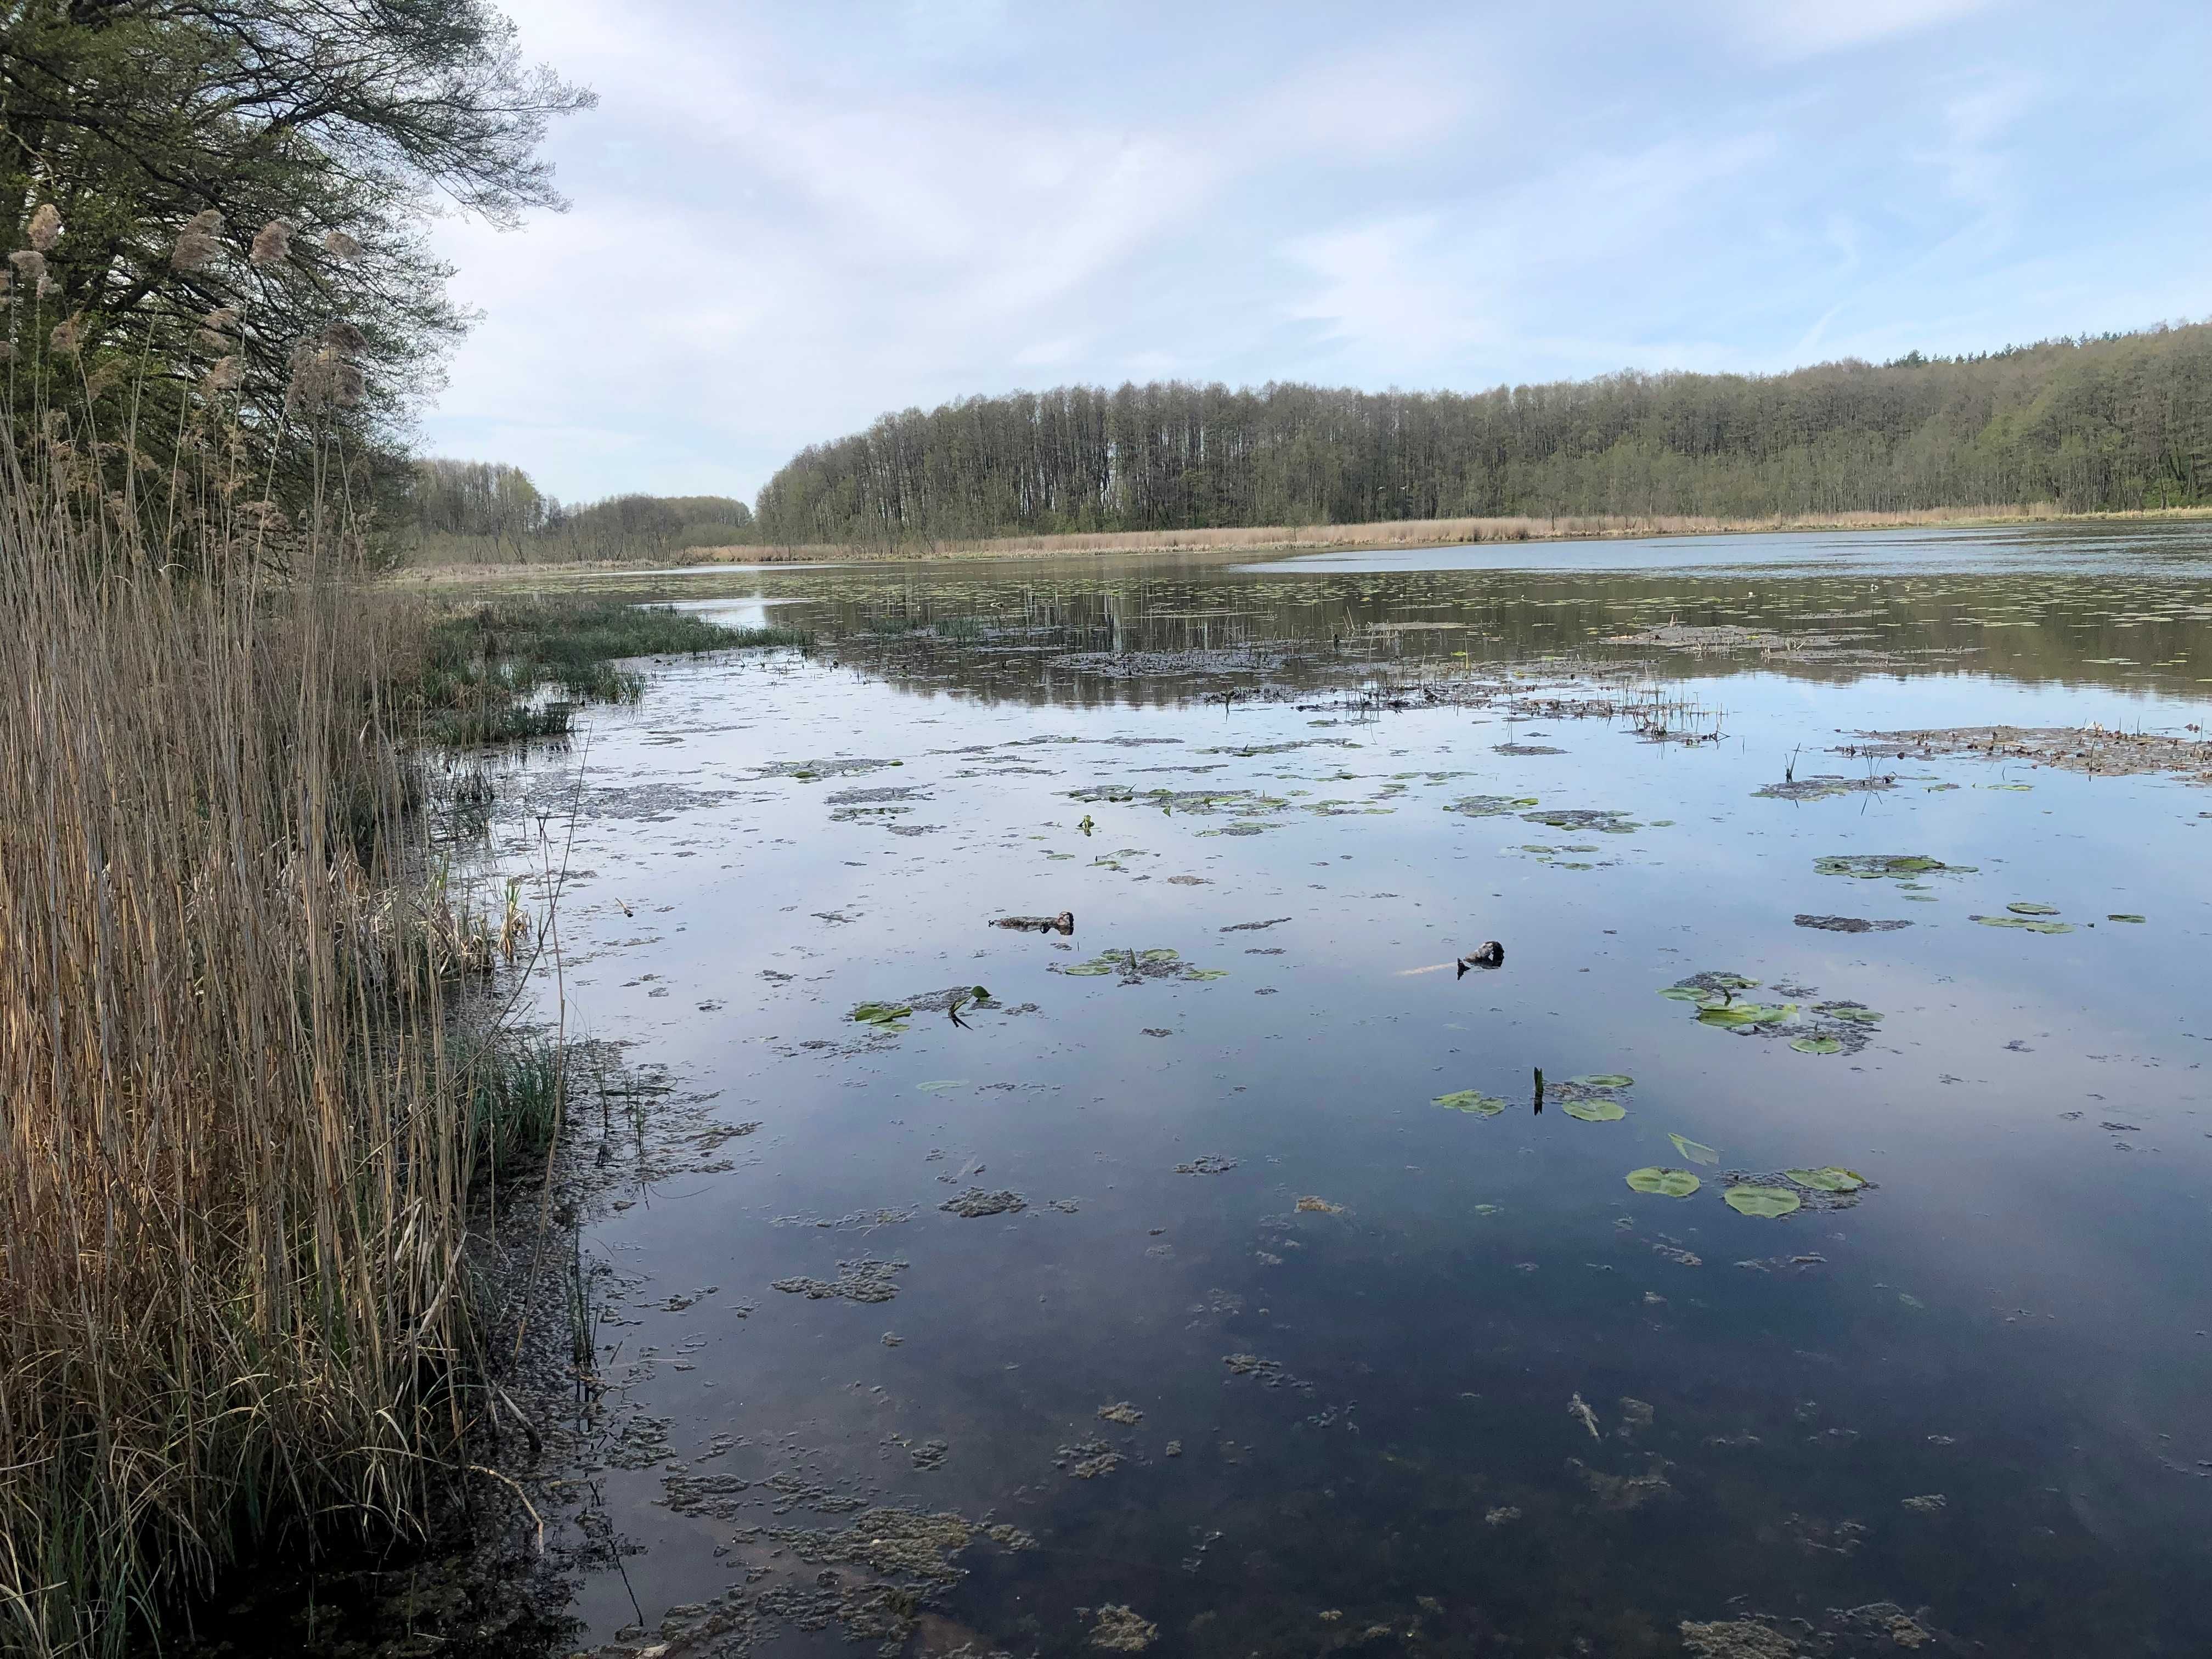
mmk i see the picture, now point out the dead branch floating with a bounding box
[1839,724,2212,783]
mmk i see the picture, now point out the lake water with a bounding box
[496,523,2212,1658]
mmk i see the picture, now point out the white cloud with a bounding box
[1729,0,1997,60]
[413,0,2210,501]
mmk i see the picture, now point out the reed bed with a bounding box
[710,500,2095,565]
[0,463,514,1652]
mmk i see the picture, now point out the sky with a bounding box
[417,0,2212,507]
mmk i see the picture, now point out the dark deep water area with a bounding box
[483,523,2212,1658]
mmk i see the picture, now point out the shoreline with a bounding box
[381,503,2212,586]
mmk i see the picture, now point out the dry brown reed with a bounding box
[716,499,2176,567]
[0,238,524,1654]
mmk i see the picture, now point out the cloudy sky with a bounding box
[419,0,2212,506]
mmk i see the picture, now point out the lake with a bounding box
[493,522,2212,1658]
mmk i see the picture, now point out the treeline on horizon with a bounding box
[404,458,752,561]
[750,322,2212,546]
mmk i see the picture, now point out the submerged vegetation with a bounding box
[409,596,808,743]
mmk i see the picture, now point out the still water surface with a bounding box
[505,524,2212,1657]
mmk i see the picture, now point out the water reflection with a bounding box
[504,526,2212,1658]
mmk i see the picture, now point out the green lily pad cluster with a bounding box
[1626,1163,1869,1216]
[1434,1089,1509,1117]
[1660,974,1883,1054]
[1068,783,1289,817]
[850,1001,913,1031]
[1971,902,2075,934]
[1814,854,1975,881]
[1559,1073,1634,1122]
[1056,947,1228,983]
[1521,808,1640,834]
[1445,794,1541,817]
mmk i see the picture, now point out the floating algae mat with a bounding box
[1815,853,1978,881]
[433,526,2212,1659]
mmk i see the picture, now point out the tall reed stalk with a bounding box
[0,413,493,1654]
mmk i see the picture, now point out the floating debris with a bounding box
[1842,721,2212,783]
[1815,853,1976,881]
[1755,775,1896,801]
[1088,1604,1159,1651]
[1571,1455,1674,1511]
[1901,1493,1948,1514]
[940,1189,1026,1218]
[1056,947,1229,983]
[1522,807,1640,833]
[995,910,1075,933]
[770,1259,909,1304]
[1295,1195,1346,1214]
[1176,1156,1238,1175]
[1097,1401,1144,1426]
[1568,1392,1601,1438]
[1445,794,1541,816]
[1678,1618,1799,1658]
[1056,1438,1124,1479]
[1795,914,1912,933]
[1223,1353,1312,1392]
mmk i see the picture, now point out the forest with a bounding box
[751,323,2212,547]
[403,459,752,562]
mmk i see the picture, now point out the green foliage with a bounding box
[0,1,591,525]
[410,598,808,745]
[754,325,2212,544]
[399,468,756,564]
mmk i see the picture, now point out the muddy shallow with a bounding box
[487,523,2212,1657]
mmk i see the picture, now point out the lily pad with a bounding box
[2006,902,2061,916]
[1660,972,1758,1002]
[1435,1090,1508,1117]
[1814,854,1974,881]
[1696,1001,1795,1028]
[1971,915,2074,934]
[1570,1074,1635,1088]
[1790,1035,1844,1055]
[1784,1167,1867,1193]
[1626,1167,1700,1198]
[851,1001,913,1030]
[1668,1133,1720,1166]
[1723,1186,1802,1218]
[1819,1003,1883,1025]
[1523,808,1639,834]
[1055,947,1229,981]
[1562,1098,1627,1122]
[2108,913,2146,923]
